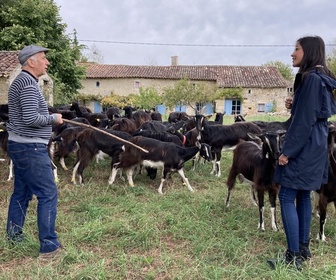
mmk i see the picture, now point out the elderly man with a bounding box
[6,45,63,259]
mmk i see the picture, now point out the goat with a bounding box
[225,131,285,231]
[150,111,163,122]
[234,114,292,132]
[111,118,137,134]
[71,102,109,127]
[208,112,224,125]
[314,123,336,241]
[195,114,262,176]
[124,106,152,128]
[0,104,9,122]
[51,126,85,170]
[135,120,168,133]
[108,136,212,194]
[0,126,13,181]
[252,116,292,132]
[71,128,132,184]
[234,114,246,122]
[168,111,190,123]
[132,130,183,146]
[106,106,121,121]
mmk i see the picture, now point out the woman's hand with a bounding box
[285,97,293,109]
[278,154,289,166]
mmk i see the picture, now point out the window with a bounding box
[232,100,241,114]
[134,81,140,89]
[248,89,252,94]
[287,87,293,93]
[258,103,265,112]
[96,81,100,88]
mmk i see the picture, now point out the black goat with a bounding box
[252,116,292,132]
[195,114,262,176]
[108,136,212,194]
[106,106,121,121]
[225,131,285,231]
[315,123,336,241]
[71,102,109,127]
[71,128,132,184]
[51,126,85,170]
[0,125,13,181]
[234,113,292,132]
[168,111,190,123]
[124,106,152,128]
[111,118,137,134]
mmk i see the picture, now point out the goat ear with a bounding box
[275,129,287,136]
[247,132,261,141]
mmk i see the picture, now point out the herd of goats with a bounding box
[0,101,336,242]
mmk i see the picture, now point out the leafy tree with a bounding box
[130,87,162,110]
[162,78,217,112]
[327,45,336,76]
[215,87,244,102]
[0,0,86,105]
[80,44,104,63]
[100,93,131,108]
[263,61,294,81]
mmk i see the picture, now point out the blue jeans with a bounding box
[6,141,60,253]
[278,186,311,252]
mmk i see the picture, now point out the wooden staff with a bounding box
[62,118,148,153]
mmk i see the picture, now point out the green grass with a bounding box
[1,115,336,279]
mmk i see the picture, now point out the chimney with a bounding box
[171,56,178,66]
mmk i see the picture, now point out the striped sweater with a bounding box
[7,70,56,144]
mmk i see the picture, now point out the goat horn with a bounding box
[62,119,149,153]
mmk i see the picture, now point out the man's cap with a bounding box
[18,45,49,65]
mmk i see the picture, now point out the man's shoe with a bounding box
[267,249,302,270]
[39,246,62,260]
[7,232,24,244]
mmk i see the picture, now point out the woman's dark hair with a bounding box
[298,36,335,79]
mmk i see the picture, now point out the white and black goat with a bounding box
[314,123,336,241]
[70,102,110,128]
[71,128,132,184]
[195,114,262,177]
[0,125,13,181]
[225,130,285,231]
[108,136,212,194]
[234,113,292,132]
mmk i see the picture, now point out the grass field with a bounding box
[1,114,336,280]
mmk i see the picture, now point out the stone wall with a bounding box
[0,66,53,106]
[80,77,290,115]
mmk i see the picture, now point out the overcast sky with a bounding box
[54,0,335,68]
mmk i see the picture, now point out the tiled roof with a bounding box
[84,64,288,88]
[0,51,20,77]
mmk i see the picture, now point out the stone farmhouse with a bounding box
[80,57,293,115]
[0,51,53,105]
[1,51,292,116]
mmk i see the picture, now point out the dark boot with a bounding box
[299,242,311,261]
[267,249,302,270]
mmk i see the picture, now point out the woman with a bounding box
[268,36,336,270]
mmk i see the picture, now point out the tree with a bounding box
[80,44,104,63]
[162,78,217,112]
[129,87,162,110]
[327,44,336,76]
[0,0,86,105]
[263,61,294,81]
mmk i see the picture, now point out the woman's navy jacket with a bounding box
[274,69,336,190]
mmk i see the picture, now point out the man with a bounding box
[6,45,63,259]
